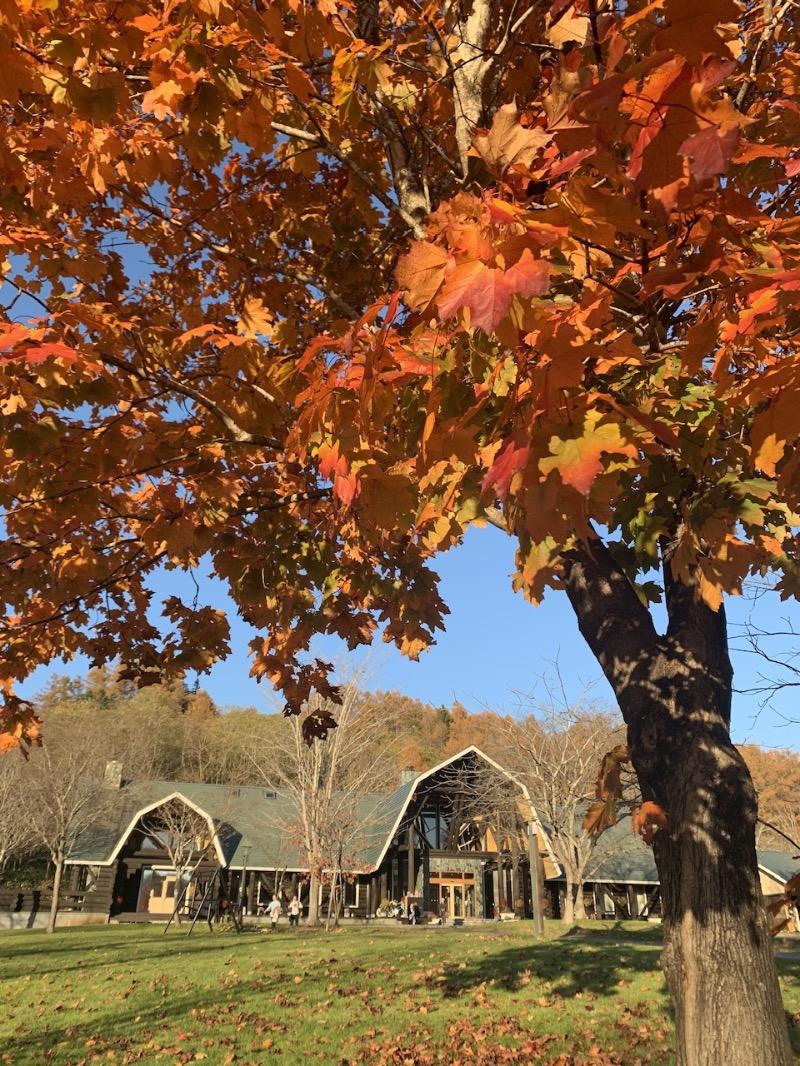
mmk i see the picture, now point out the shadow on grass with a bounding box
[561,920,664,942]
[439,933,665,1002]
[0,925,244,975]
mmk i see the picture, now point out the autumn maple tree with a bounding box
[1,0,798,1061]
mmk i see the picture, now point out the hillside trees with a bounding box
[0,0,799,1061]
[37,673,223,781]
[354,690,460,768]
[740,744,800,850]
[0,753,29,873]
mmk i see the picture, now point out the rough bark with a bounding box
[563,537,793,1066]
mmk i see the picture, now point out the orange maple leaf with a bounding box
[631,802,669,846]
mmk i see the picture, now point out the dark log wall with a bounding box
[0,865,116,917]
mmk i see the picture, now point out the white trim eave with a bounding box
[758,861,798,885]
[578,877,660,887]
[69,791,228,868]
[370,745,561,875]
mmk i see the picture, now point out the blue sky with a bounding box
[19,523,800,751]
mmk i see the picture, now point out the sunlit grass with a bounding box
[0,922,796,1064]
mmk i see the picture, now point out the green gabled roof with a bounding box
[351,778,418,870]
[586,824,659,884]
[758,850,800,885]
[65,747,550,876]
[66,779,254,866]
[66,777,420,873]
[540,812,660,886]
[546,824,800,888]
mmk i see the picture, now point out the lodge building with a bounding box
[1,746,796,930]
[59,747,558,924]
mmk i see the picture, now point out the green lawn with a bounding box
[0,922,797,1065]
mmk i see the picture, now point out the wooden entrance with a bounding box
[430,871,476,920]
[137,867,183,915]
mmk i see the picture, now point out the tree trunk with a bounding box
[651,741,789,1066]
[564,538,793,1066]
[574,882,587,920]
[173,865,185,925]
[46,851,64,934]
[325,868,339,932]
[562,875,575,925]
[307,870,320,926]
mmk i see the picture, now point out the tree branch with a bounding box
[756,817,800,853]
[99,348,283,450]
[735,0,790,112]
[122,188,359,318]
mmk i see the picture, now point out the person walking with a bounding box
[267,894,282,932]
[288,895,301,928]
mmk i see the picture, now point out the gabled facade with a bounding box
[14,744,793,930]
[62,747,559,923]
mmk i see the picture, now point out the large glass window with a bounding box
[417,796,451,849]
[415,794,486,852]
[420,813,438,849]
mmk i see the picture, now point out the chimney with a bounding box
[399,768,421,788]
[103,760,123,789]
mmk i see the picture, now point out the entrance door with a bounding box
[430,873,476,919]
[138,867,180,914]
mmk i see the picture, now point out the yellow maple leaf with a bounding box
[237,296,273,339]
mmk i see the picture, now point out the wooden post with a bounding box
[627,884,637,919]
[510,833,520,913]
[407,820,415,903]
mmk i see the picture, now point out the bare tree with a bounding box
[731,611,800,726]
[139,797,222,923]
[0,753,30,872]
[454,761,530,914]
[17,707,117,932]
[497,694,627,923]
[234,675,391,925]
